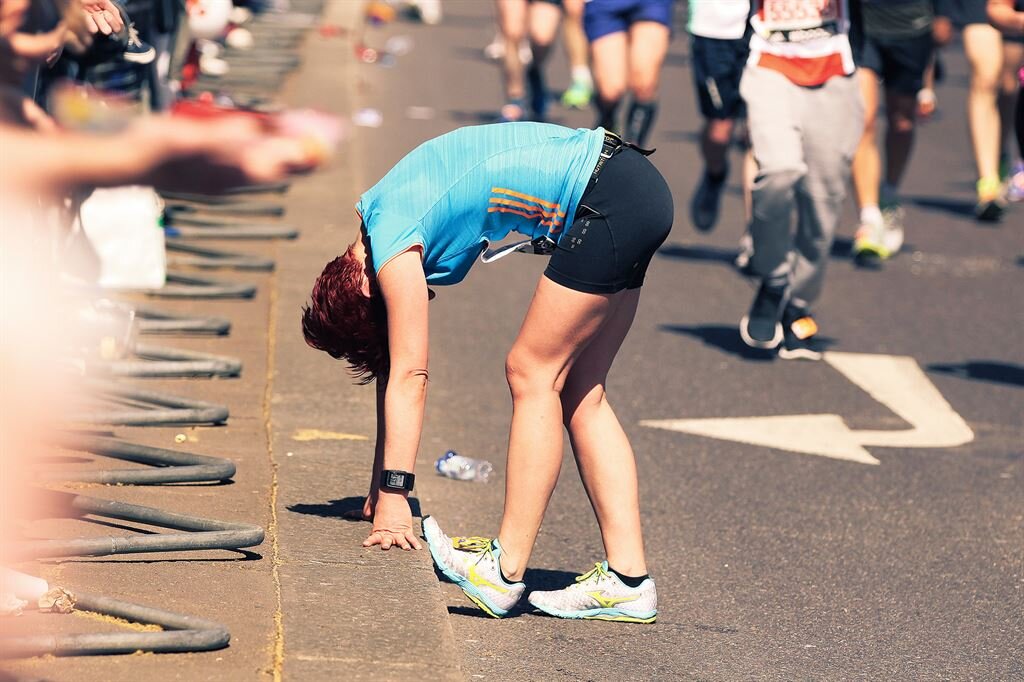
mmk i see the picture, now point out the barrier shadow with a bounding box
[288,496,423,521]
[929,361,1024,388]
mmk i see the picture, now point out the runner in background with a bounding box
[584,0,675,146]
[495,0,564,122]
[560,0,594,109]
[739,0,862,361]
[940,0,1020,220]
[848,0,936,269]
[987,0,1024,201]
[686,0,753,233]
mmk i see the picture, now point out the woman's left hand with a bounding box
[362,492,422,551]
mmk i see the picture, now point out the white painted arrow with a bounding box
[640,352,974,465]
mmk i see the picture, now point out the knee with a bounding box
[629,75,658,102]
[889,112,915,135]
[706,119,733,146]
[505,350,558,400]
[753,167,805,195]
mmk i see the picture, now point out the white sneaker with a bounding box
[880,204,905,256]
[528,561,657,623]
[422,516,524,618]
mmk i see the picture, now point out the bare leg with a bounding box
[625,21,670,145]
[496,277,620,580]
[852,67,882,212]
[496,0,528,112]
[702,118,735,176]
[561,0,590,75]
[561,288,647,576]
[963,23,1004,183]
[590,31,628,131]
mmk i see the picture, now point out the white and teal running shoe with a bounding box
[528,561,657,624]
[422,516,524,618]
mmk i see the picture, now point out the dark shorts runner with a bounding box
[854,32,934,94]
[545,144,674,294]
[690,33,750,119]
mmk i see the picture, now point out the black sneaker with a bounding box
[123,24,156,65]
[777,305,822,361]
[690,168,727,232]
[740,280,788,349]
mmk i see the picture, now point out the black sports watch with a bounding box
[380,469,416,492]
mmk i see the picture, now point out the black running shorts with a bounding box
[544,148,674,294]
[690,34,750,120]
[855,32,934,94]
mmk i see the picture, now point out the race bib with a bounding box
[761,0,838,31]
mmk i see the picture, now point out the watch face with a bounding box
[385,471,406,488]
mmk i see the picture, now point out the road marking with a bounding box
[291,429,368,442]
[640,352,974,465]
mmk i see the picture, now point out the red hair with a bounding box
[301,246,388,383]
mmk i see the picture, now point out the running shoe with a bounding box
[561,78,592,110]
[123,24,156,65]
[528,561,657,624]
[690,167,728,232]
[777,304,822,361]
[422,516,525,618]
[1005,162,1024,203]
[975,177,1007,223]
[852,216,889,269]
[880,204,906,256]
[740,279,788,349]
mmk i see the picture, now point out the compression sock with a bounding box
[595,97,622,134]
[625,99,658,147]
[609,566,649,588]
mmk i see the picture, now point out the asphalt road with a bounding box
[340,2,1024,679]
[3,2,1017,681]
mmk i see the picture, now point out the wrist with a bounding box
[379,468,415,493]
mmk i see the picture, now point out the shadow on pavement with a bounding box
[660,324,775,361]
[288,496,423,520]
[449,109,499,124]
[658,242,738,265]
[929,361,1024,388]
[908,195,977,218]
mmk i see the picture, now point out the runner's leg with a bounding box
[496,277,623,580]
[560,288,646,577]
[590,30,629,131]
[497,0,529,118]
[963,23,1004,185]
[625,20,670,146]
[852,67,882,213]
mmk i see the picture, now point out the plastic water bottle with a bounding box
[435,451,493,483]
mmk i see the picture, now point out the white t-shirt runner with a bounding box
[687,0,751,40]
[748,0,855,86]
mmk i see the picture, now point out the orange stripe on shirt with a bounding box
[488,197,564,221]
[491,187,566,216]
[487,206,558,227]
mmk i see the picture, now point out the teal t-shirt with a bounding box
[356,122,605,285]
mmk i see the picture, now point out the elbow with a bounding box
[390,366,429,393]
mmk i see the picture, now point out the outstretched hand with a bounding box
[81,0,124,35]
[362,492,422,551]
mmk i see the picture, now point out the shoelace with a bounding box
[126,24,143,49]
[575,562,609,586]
[451,536,498,570]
